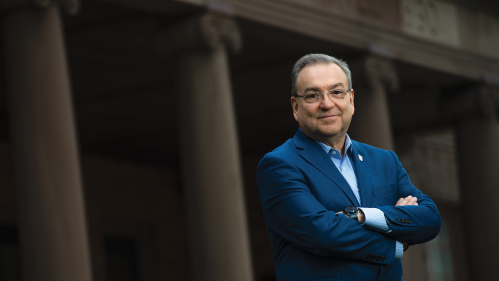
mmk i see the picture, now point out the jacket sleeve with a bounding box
[377,151,442,245]
[257,152,398,265]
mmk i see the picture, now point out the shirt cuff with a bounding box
[359,207,391,233]
[395,241,404,259]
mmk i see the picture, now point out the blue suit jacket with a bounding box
[257,129,441,281]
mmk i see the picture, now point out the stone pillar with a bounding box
[349,56,434,280]
[3,2,92,281]
[349,55,398,150]
[157,13,253,281]
[445,85,499,280]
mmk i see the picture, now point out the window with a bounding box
[105,236,140,281]
[0,224,21,281]
[426,217,455,281]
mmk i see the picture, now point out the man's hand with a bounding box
[395,195,418,206]
[357,209,365,224]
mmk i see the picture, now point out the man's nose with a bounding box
[319,93,335,109]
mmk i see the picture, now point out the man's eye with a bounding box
[306,93,318,99]
[331,89,343,95]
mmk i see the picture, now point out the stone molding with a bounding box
[352,55,399,94]
[199,0,499,82]
[401,0,459,47]
[0,0,79,14]
[157,12,242,56]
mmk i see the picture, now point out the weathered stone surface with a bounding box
[157,12,242,56]
[207,0,499,81]
[401,0,459,47]
[459,8,499,60]
[0,0,80,15]
[399,131,460,203]
[270,0,402,30]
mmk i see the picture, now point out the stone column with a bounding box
[349,56,435,280]
[157,13,253,281]
[3,2,92,281]
[349,55,398,150]
[445,85,499,280]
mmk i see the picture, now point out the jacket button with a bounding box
[404,219,409,223]
[376,256,380,261]
[381,256,386,262]
[366,254,371,259]
[395,218,400,222]
[408,219,413,224]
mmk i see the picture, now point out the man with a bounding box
[257,54,441,281]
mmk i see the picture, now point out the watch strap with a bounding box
[348,212,359,221]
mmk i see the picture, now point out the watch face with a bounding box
[344,205,358,214]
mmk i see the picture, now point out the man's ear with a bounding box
[350,89,355,115]
[291,96,299,121]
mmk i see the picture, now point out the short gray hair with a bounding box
[291,54,352,96]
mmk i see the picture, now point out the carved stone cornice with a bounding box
[351,55,399,94]
[443,85,499,120]
[157,12,242,56]
[0,0,79,15]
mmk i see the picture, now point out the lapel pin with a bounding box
[359,155,363,161]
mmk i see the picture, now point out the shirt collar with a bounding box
[316,134,352,156]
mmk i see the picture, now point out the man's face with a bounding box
[291,63,354,143]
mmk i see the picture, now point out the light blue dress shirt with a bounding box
[316,135,403,259]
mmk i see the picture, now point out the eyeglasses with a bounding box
[295,88,352,104]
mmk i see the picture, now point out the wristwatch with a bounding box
[343,205,359,221]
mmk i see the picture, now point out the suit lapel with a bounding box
[349,141,373,207]
[293,129,359,206]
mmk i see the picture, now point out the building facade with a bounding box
[1,0,498,280]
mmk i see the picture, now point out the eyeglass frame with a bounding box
[293,88,353,103]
